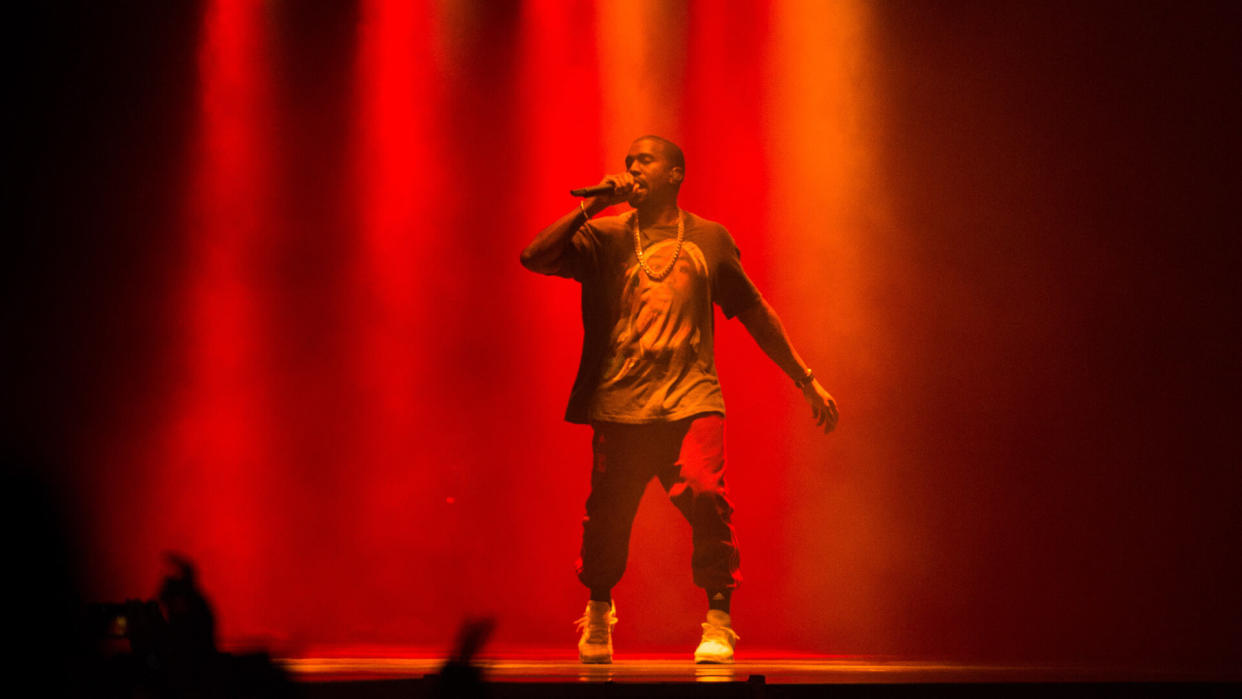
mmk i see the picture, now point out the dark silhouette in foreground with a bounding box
[88,554,291,698]
[433,617,497,699]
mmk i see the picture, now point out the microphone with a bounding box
[569,183,616,198]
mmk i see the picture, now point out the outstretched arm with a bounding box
[736,297,839,433]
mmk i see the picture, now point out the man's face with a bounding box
[625,138,682,205]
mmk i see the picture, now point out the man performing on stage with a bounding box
[520,135,838,664]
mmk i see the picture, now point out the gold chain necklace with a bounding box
[632,210,684,282]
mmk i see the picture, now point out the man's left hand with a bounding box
[802,380,839,434]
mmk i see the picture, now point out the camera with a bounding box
[85,599,161,639]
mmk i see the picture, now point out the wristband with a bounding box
[793,368,815,389]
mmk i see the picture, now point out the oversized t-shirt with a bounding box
[552,209,761,424]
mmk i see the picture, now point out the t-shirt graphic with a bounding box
[555,211,761,425]
[598,240,711,399]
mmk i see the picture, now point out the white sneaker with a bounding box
[694,609,739,664]
[576,600,617,664]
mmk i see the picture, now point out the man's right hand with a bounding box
[521,172,636,275]
[588,172,637,210]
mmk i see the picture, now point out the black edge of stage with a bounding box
[284,657,1242,698]
[298,679,1241,699]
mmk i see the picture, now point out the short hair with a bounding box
[635,135,685,171]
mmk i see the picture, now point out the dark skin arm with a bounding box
[519,173,636,274]
[737,297,839,433]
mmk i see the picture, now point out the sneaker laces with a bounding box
[700,621,740,645]
[575,608,615,645]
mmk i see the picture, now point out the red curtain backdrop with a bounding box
[16,0,1238,668]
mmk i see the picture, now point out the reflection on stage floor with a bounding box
[282,654,1239,685]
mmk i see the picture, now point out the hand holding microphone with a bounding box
[570,172,636,209]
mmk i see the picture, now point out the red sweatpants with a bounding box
[576,413,741,593]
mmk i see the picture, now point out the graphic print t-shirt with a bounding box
[553,210,761,424]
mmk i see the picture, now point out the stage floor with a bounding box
[281,655,1239,685]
